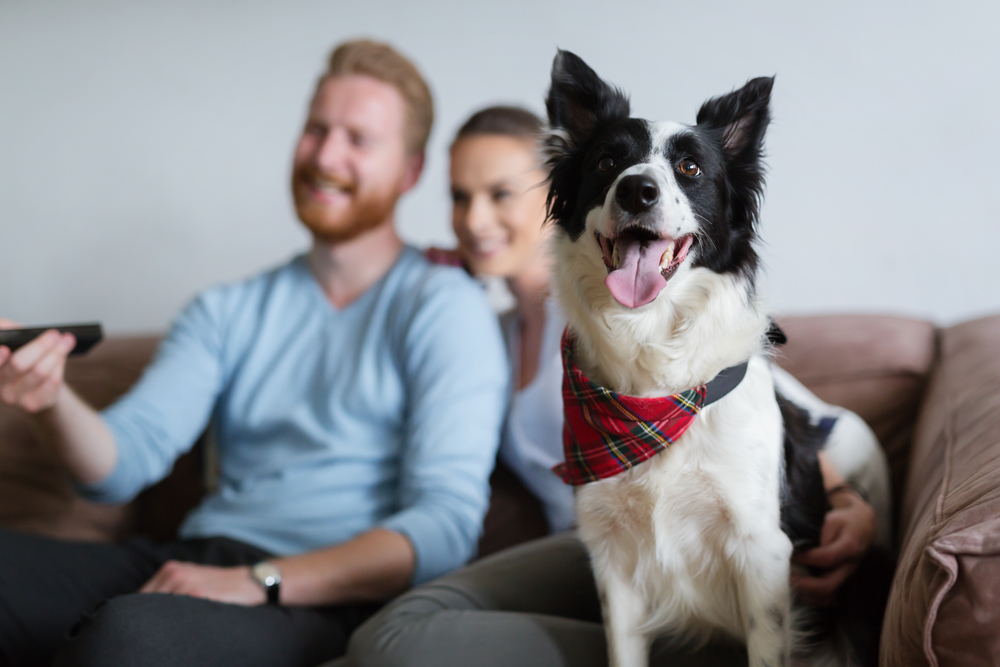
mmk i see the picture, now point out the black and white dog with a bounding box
[543,51,885,667]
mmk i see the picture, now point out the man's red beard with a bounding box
[292,168,402,244]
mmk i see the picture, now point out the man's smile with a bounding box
[301,172,357,203]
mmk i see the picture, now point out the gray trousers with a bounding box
[332,533,747,667]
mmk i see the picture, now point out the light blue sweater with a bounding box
[79,247,509,585]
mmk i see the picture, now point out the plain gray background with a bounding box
[2,0,997,332]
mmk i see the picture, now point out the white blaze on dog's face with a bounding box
[544,50,773,311]
[586,121,704,308]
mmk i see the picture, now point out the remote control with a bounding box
[0,323,104,357]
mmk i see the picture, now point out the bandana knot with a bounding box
[554,330,706,486]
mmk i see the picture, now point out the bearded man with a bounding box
[0,40,508,667]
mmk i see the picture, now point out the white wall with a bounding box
[2,0,997,333]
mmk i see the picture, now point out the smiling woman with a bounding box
[449,107,551,280]
[445,106,576,532]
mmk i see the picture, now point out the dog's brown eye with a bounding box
[677,159,700,177]
[598,156,615,173]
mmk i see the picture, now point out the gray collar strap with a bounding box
[703,361,750,406]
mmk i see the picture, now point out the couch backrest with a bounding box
[0,314,940,555]
[0,334,546,554]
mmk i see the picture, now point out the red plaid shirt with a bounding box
[554,330,706,486]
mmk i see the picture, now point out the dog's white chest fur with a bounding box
[576,357,792,648]
[552,248,800,666]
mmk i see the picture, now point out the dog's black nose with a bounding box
[615,175,659,214]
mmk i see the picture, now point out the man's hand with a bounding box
[0,319,75,414]
[791,488,876,607]
[139,561,266,606]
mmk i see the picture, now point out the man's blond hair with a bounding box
[324,39,434,156]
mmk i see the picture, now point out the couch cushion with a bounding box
[881,314,1000,667]
[0,336,159,542]
[773,315,937,528]
[477,461,548,559]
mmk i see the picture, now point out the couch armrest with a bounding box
[882,314,1000,667]
[0,336,163,542]
[0,335,212,544]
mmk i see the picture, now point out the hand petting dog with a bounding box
[792,488,877,607]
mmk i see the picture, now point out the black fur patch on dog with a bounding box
[778,393,893,667]
[776,392,828,550]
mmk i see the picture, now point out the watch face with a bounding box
[252,562,281,587]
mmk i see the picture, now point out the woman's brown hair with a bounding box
[453,106,543,144]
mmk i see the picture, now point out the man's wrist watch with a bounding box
[250,561,282,605]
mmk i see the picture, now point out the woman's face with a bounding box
[450,135,550,278]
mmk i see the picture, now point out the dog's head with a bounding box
[544,50,773,310]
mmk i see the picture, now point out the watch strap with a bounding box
[251,562,282,606]
[266,579,280,605]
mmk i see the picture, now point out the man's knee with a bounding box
[52,593,177,667]
[52,591,350,667]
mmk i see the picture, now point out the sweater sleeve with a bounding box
[77,292,228,504]
[379,270,509,585]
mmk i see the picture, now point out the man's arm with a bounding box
[3,291,229,504]
[0,321,117,484]
[375,271,509,585]
[272,528,414,603]
[142,268,509,606]
[141,528,415,605]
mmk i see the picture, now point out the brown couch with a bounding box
[2,314,998,666]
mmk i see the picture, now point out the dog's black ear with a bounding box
[695,76,773,240]
[696,76,774,158]
[546,50,630,148]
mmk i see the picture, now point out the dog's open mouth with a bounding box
[594,228,695,308]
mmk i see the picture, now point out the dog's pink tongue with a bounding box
[605,237,673,308]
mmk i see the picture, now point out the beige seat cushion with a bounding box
[0,336,159,542]
[881,314,1000,666]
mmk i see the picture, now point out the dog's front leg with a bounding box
[599,571,649,667]
[741,537,793,667]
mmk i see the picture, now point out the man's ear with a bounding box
[695,76,774,158]
[400,151,425,194]
[545,50,630,149]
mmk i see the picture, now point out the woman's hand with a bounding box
[791,487,876,607]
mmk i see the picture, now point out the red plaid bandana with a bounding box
[554,330,706,486]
